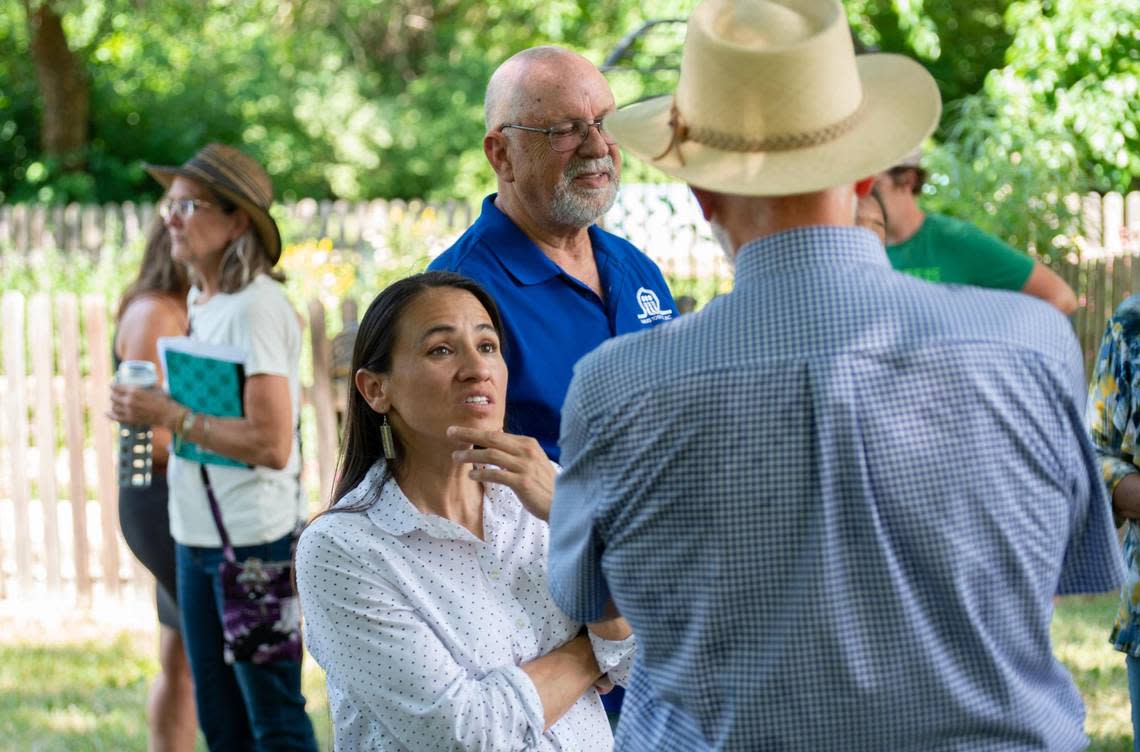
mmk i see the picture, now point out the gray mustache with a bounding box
[565,157,616,180]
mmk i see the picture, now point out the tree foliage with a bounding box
[0,0,684,204]
[1,0,1136,265]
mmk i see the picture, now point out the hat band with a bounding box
[182,160,271,209]
[654,97,864,166]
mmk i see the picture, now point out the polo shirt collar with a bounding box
[734,226,891,287]
[478,194,614,287]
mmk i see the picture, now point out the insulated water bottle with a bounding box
[117,360,157,488]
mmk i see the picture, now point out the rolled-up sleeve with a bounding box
[295,525,545,750]
[548,370,611,623]
[588,632,636,687]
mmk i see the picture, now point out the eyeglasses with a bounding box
[157,197,215,221]
[498,118,615,152]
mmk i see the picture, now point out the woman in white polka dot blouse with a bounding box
[295,272,636,751]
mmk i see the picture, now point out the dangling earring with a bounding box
[380,413,396,460]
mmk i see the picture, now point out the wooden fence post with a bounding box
[3,292,34,595]
[1113,255,1132,311]
[308,300,338,504]
[1127,193,1140,250]
[84,296,120,598]
[30,293,63,591]
[1104,193,1124,255]
[58,294,93,606]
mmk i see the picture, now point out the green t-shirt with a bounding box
[887,213,1035,290]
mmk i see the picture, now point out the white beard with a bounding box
[550,156,619,227]
[711,220,736,269]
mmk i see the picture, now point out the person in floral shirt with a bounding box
[1087,297,1140,750]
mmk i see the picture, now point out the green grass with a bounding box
[1053,594,1133,751]
[0,632,331,751]
[0,595,1132,750]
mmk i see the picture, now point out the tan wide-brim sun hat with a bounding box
[145,143,282,264]
[606,0,943,197]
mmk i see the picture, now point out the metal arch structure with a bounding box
[600,18,687,75]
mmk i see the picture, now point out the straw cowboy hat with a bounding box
[145,143,282,264]
[606,0,942,196]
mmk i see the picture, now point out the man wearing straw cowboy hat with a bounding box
[547,0,1122,749]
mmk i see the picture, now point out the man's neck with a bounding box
[494,191,594,263]
[725,190,858,253]
[494,189,603,297]
[886,204,925,246]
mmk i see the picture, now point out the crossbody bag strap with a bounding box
[200,463,238,564]
[187,314,302,561]
[184,317,238,563]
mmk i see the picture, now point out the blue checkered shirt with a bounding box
[548,226,1123,751]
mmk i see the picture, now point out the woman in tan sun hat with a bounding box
[110,143,317,751]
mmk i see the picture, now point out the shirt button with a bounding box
[489,569,501,581]
[515,617,526,629]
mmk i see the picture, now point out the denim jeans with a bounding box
[1128,655,1140,752]
[176,533,317,752]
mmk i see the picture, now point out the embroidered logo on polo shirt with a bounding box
[636,287,673,324]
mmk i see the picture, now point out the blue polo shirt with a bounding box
[429,194,677,462]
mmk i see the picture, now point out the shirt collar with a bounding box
[733,226,891,287]
[350,460,495,543]
[479,194,612,286]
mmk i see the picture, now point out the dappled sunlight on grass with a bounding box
[0,624,331,751]
[0,594,1131,749]
[1053,594,1133,751]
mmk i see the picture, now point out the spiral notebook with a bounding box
[158,336,248,469]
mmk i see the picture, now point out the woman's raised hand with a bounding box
[109,383,179,430]
[448,426,554,521]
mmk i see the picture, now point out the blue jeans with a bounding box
[1129,655,1140,752]
[176,534,317,752]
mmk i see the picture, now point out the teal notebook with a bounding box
[158,337,248,469]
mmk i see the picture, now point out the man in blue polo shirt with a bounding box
[429,45,676,461]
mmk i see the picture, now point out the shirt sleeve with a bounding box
[547,369,612,623]
[587,632,636,687]
[1087,315,1140,512]
[955,220,1035,291]
[1053,320,1126,596]
[241,281,300,378]
[295,523,546,751]
[649,264,678,319]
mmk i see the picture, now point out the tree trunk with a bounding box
[26,1,89,169]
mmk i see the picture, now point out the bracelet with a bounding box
[170,406,190,438]
[202,415,211,444]
[180,410,197,441]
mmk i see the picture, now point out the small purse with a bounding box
[200,464,302,665]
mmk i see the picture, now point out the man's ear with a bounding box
[484,131,515,183]
[854,177,875,198]
[690,186,720,222]
[355,368,390,414]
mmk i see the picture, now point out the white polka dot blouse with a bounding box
[296,460,635,751]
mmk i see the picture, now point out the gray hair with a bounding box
[188,226,284,294]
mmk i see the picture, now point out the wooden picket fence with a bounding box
[0,199,476,258]
[0,291,355,605]
[1,188,1139,607]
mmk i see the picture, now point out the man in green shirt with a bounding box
[876,152,1077,314]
